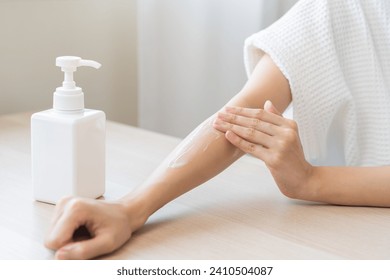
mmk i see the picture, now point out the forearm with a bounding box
[119,116,243,220]
[302,166,390,207]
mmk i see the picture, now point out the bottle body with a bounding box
[31,109,105,204]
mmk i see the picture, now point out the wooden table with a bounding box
[1,112,390,260]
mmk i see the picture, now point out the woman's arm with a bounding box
[120,54,292,217]
[44,54,292,259]
[305,166,390,207]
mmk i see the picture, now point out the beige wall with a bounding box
[0,0,137,125]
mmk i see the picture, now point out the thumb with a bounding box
[264,100,282,116]
[55,234,113,260]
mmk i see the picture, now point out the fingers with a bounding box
[45,197,135,260]
[55,234,114,260]
[45,198,89,250]
[46,199,114,260]
[224,105,285,126]
[214,117,273,147]
[213,100,299,166]
[224,131,267,160]
[216,111,278,136]
[47,196,73,234]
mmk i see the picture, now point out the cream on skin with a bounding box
[167,115,222,168]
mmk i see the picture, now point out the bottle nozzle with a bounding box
[56,56,101,70]
[54,56,101,111]
[79,59,101,69]
[56,56,101,89]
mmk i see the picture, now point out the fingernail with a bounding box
[264,100,272,110]
[55,244,75,260]
[56,249,69,260]
[225,130,233,139]
[213,117,220,124]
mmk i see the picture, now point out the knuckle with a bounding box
[66,198,87,213]
[278,128,296,145]
[230,113,237,122]
[254,109,264,119]
[251,118,259,128]
[284,129,297,142]
[246,143,256,153]
[275,138,288,150]
[57,196,73,207]
[259,121,271,131]
[231,134,256,154]
[245,127,256,139]
[287,119,298,130]
[233,136,242,146]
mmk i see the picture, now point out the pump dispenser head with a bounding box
[53,56,101,111]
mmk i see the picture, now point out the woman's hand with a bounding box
[213,100,315,199]
[45,196,147,259]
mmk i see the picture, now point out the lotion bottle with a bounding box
[32,56,105,204]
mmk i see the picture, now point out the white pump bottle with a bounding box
[31,56,105,204]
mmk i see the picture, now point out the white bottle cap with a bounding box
[53,56,101,111]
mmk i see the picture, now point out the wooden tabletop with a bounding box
[1,112,390,260]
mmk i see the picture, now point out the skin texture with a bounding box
[45,54,390,260]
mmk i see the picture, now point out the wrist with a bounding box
[298,165,322,202]
[117,192,152,233]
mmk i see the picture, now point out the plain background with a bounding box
[0,0,138,125]
[0,0,297,137]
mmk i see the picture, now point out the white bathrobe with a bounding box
[244,0,390,166]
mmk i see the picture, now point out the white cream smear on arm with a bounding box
[167,115,222,168]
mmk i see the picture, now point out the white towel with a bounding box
[244,0,390,166]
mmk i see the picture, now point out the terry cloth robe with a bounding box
[244,0,390,166]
